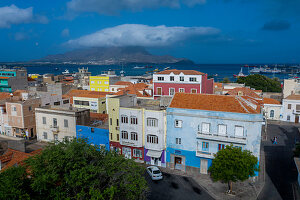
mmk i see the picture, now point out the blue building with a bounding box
[166,93,263,175]
[76,125,110,151]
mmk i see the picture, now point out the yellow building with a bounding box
[89,76,110,92]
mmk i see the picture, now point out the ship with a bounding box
[233,68,247,78]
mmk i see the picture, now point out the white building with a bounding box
[35,106,90,142]
[281,94,300,123]
[263,98,282,121]
[283,79,300,98]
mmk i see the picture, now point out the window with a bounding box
[116,119,119,126]
[235,126,244,138]
[218,124,227,135]
[64,119,68,128]
[201,123,210,134]
[121,131,128,139]
[110,133,113,140]
[29,106,32,111]
[218,144,225,151]
[117,134,119,141]
[121,115,128,123]
[179,88,185,93]
[105,89,109,92]
[42,117,46,124]
[191,89,197,94]
[131,132,138,141]
[54,101,60,106]
[91,81,95,84]
[175,120,182,128]
[176,138,181,145]
[102,101,105,104]
[297,105,300,111]
[110,118,112,125]
[105,81,108,84]
[157,87,162,95]
[54,134,58,141]
[43,132,47,139]
[53,118,57,127]
[202,142,209,151]
[180,76,184,81]
[287,115,291,121]
[133,149,142,158]
[147,118,158,127]
[189,77,197,82]
[169,88,175,96]
[288,104,292,109]
[147,135,158,144]
[158,77,164,81]
[12,106,16,112]
[270,110,275,118]
[63,100,69,104]
[130,116,138,125]
[15,128,20,133]
[170,76,174,81]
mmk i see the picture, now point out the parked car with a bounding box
[146,166,163,180]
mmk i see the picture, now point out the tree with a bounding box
[0,138,148,200]
[208,145,259,194]
[221,77,231,83]
[236,74,282,92]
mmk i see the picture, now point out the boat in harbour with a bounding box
[233,68,247,78]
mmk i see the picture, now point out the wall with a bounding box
[90,76,110,92]
[153,82,201,96]
[283,79,298,98]
[281,99,300,122]
[76,125,109,151]
[73,96,106,114]
[263,104,282,120]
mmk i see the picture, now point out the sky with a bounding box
[0,0,300,64]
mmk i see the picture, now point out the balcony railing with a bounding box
[50,125,59,133]
[197,131,247,144]
[196,150,215,159]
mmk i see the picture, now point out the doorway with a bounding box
[122,147,131,159]
[200,159,208,174]
[296,116,299,123]
[174,157,182,170]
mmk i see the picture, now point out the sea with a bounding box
[5,63,295,82]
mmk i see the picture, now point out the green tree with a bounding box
[236,74,282,92]
[208,145,259,194]
[221,77,231,83]
[0,138,148,200]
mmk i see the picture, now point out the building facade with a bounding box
[35,106,90,142]
[153,69,213,99]
[281,94,300,123]
[263,98,282,121]
[166,93,263,175]
[0,67,28,92]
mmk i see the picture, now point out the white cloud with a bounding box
[65,24,220,48]
[61,28,70,37]
[0,4,48,28]
[67,0,206,15]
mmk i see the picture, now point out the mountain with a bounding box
[36,46,195,65]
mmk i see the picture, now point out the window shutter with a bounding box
[235,126,244,137]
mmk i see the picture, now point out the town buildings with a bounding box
[89,71,120,92]
[262,98,282,120]
[283,79,300,98]
[0,67,28,92]
[281,94,300,123]
[35,106,90,142]
[166,93,263,175]
[153,69,213,99]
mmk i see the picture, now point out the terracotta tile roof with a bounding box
[155,69,205,75]
[65,89,112,99]
[0,92,11,100]
[214,82,223,88]
[13,90,28,96]
[113,81,133,86]
[115,83,151,97]
[169,93,260,114]
[0,148,41,171]
[263,98,281,105]
[285,94,300,100]
[225,87,262,99]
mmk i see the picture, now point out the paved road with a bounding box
[145,172,214,200]
[258,124,300,200]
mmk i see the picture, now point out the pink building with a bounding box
[153,69,213,99]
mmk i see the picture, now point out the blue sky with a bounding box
[0,0,299,63]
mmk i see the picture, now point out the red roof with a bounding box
[169,93,260,114]
[65,89,112,99]
[115,83,151,97]
[263,98,280,105]
[0,148,41,171]
[155,69,205,75]
[113,81,133,86]
[225,87,262,99]
[0,92,11,100]
[90,113,108,121]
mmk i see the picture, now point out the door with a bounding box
[174,157,182,170]
[157,87,162,95]
[123,147,131,159]
[200,159,208,174]
[296,116,299,123]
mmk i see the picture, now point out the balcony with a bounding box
[197,132,247,145]
[196,150,215,159]
[293,110,300,115]
[115,127,119,130]
[50,125,59,133]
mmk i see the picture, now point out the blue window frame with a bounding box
[202,142,209,151]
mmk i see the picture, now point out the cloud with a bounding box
[67,0,206,15]
[0,4,48,28]
[65,24,220,48]
[262,20,291,31]
[61,28,70,37]
[14,32,27,41]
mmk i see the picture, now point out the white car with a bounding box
[147,166,163,180]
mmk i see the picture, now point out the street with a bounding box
[145,172,214,200]
[258,124,300,200]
